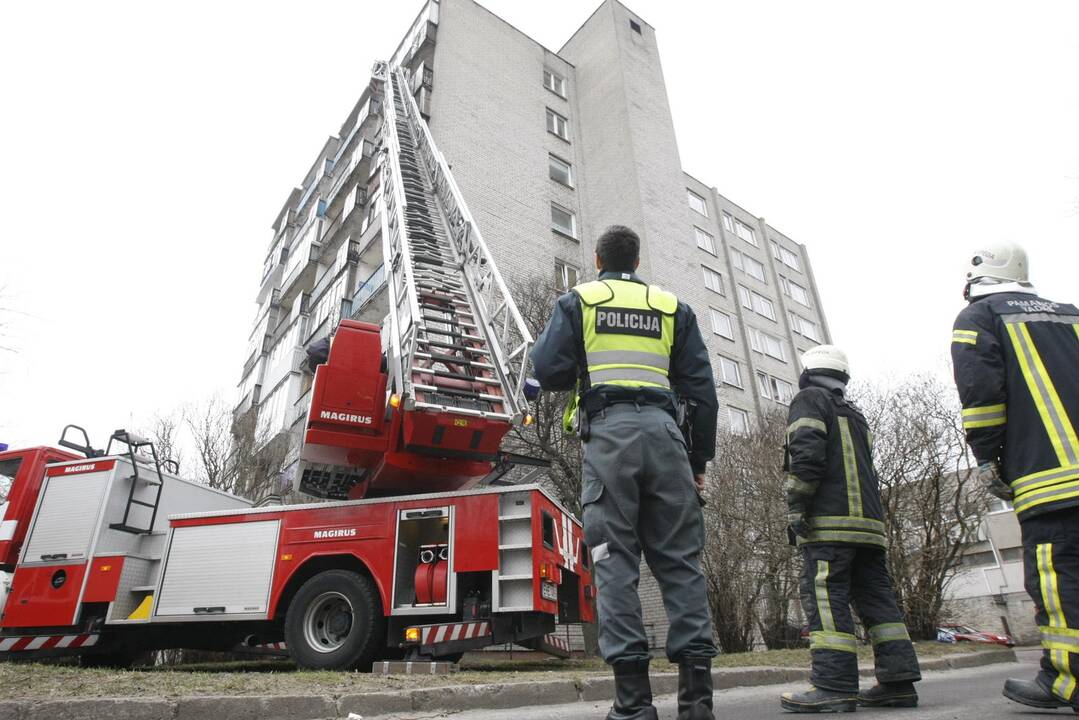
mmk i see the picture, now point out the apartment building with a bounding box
[234,0,832,652]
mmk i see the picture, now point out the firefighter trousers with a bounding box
[799,543,921,693]
[580,403,717,664]
[1022,506,1079,706]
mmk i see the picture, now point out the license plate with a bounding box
[541,581,558,602]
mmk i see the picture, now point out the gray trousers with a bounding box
[581,403,717,664]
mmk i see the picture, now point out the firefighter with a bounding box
[531,225,718,720]
[780,345,921,713]
[950,241,1079,711]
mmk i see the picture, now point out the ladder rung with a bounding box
[415,352,495,370]
[414,384,506,403]
[413,401,512,421]
[411,367,500,385]
[419,339,490,355]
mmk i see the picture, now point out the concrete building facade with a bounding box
[234,0,832,653]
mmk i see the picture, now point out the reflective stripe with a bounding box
[1038,543,1078,701]
[586,350,669,371]
[786,474,817,496]
[837,417,862,517]
[1015,478,1079,516]
[810,630,858,653]
[1001,313,1079,325]
[788,418,827,436]
[962,404,1007,429]
[1040,627,1079,653]
[801,530,887,548]
[814,561,834,632]
[1006,322,1079,467]
[869,622,911,645]
[1013,464,1079,495]
[952,329,978,345]
[808,515,885,534]
[589,367,670,388]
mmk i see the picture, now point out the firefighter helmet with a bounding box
[966,241,1029,285]
[801,345,850,376]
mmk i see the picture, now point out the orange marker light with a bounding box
[281,554,293,561]
[524,414,534,426]
[390,394,401,408]
[99,565,112,572]
[405,627,421,643]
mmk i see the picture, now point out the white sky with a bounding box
[1,0,1077,451]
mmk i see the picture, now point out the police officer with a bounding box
[780,345,921,713]
[531,225,718,720]
[950,241,1079,710]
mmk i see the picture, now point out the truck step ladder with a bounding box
[105,429,165,534]
[379,64,533,424]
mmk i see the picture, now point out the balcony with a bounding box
[350,265,388,323]
[410,63,433,95]
[325,138,377,212]
[321,184,370,254]
[280,221,322,301]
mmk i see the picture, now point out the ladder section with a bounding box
[380,65,532,424]
[105,429,165,535]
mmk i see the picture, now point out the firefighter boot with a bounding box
[1003,678,1079,711]
[857,681,918,708]
[677,656,714,719]
[607,659,659,720]
[779,686,858,713]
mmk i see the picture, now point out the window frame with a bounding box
[735,220,758,247]
[727,406,750,435]
[718,355,743,387]
[548,153,574,188]
[695,226,716,255]
[687,189,709,217]
[732,249,766,282]
[550,201,578,239]
[721,212,735,233]
[702,266,724,295]
[555,259,579,292]
[546,108,570,142]
[709,307,734,339]
[543,69,567,98]
[782,276,812,307]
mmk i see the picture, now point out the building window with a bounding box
[757,372,794,404]
[789,312,822,342]
[722,212,735,234]
[732,249,766,282]
[781,277,812,307]
[771,240,802,271]
[710,308,734,339]
[549,154,573,187]
[630,19,642,34]
[316,199,327,218]
[687,189,708,217]
[695,227,716,255]
[727,406,750,435]
[555,259,579,292]
[988,498,1014,514]
[735,221,758,247]
[739,286,776,321]
[551,202,577,239]
[543,69,567,98]
[749,327,788,361]
[546,108,569,141]
[717,356,742,387]
[702,266,724,294]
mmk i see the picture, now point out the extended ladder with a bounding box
[379,64,533,424]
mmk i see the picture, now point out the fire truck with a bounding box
[0,63,594,670]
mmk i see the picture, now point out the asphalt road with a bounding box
[374,649,1062,720]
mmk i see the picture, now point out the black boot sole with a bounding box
[1002,685,1070,710]
[780,697,857,713]
[857,693,918,708]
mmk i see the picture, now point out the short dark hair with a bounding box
[596,225,640,272]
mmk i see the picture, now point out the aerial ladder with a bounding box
[300,63,537,499]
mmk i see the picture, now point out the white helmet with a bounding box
[966,241,1029,285]
[801,345,850,377]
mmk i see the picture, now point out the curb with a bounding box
[0,649,1018,720]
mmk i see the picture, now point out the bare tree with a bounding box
[144,410,185,475]
[0,285,18,355]
[186,396,231,490]
[505,275,583,513]
[702,410,801,652]
[853,374,983,639]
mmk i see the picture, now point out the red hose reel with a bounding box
[414,544,449,605]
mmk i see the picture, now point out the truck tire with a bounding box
[285,569,385,671]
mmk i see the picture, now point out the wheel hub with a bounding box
[302,591,354,653]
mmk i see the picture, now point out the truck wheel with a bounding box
[285,569,385,670]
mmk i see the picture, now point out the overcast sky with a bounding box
[1,0,1077,450]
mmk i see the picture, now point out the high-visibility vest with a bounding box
[578,278,677,386]
[562,279,678,433]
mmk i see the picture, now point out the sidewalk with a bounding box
[0,648,1015,720]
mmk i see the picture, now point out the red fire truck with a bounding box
[0,63,594,669]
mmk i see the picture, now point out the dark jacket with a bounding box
[785,381,886,547]
[530,271,718,473]
[951,291,1079,520]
